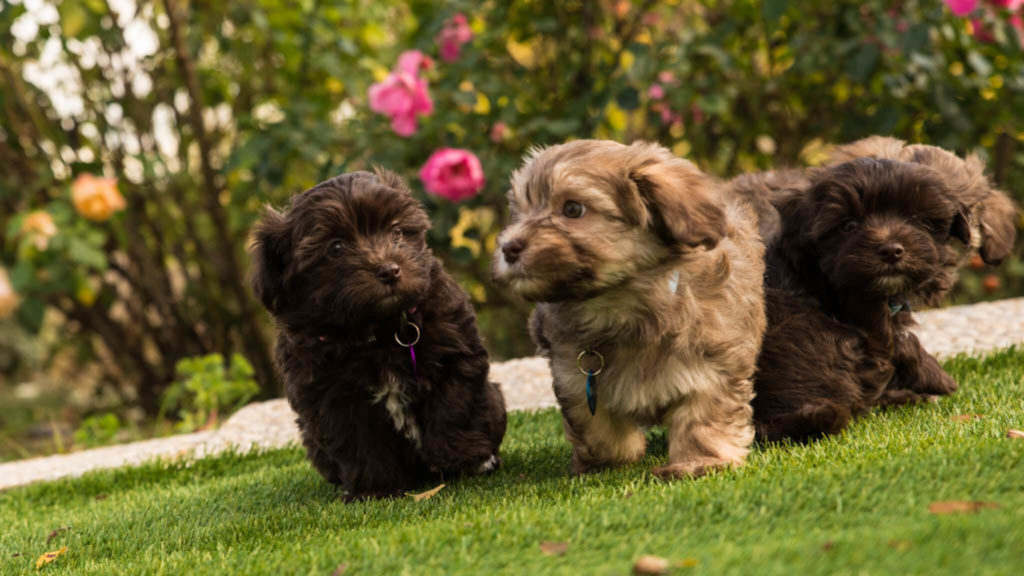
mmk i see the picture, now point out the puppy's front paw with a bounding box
[652,458,731,480]
[475,454,501,475]
[902,355,958,396]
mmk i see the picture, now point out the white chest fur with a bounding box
[372,372,421,447]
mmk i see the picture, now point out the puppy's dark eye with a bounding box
[327,240,344,258]
[841,220,859,233]
[563,200,585,219]
[391,226,404,244]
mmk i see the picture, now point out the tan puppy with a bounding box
[493,140,765,479]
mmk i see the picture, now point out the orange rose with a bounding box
[71,174,126,222]
[22,210,58,250]
[0,267,17,320]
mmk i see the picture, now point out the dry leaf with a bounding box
[822,541,834,551]
[1007,429,1024,439]
[929,501,999,514]
[409,484,445,502]
[950,414,983,422]
[11,553,21,558]
[633,555,670,575]
[46,527,70,544]
[94,494,108,501]
[331,563,348,576]
[35,547,68,569]
[539,541,568,556]
[674,559,699,568]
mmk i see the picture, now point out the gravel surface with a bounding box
[3,297,1022,490]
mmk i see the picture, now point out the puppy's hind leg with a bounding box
[561,402,646,475]
[653,380,755,480]
[754,399,852,443]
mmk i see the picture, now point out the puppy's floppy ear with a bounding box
[630,159,727,249]
[950,204,972,246]
[250,206,292,314]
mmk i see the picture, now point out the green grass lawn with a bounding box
[2,348,1023,575]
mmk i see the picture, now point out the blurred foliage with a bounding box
[160,353,259,433]
[0,0,1022,432]
[73,411,121,447]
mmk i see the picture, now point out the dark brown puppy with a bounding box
[749,158,973,442]
[251,170,506,500]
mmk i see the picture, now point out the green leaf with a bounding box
[67,237,108,270]
[762,0,787,23]
[59,0,89,38]
[9,261,34,291]
[616,87,640,111]
[847,44,880,83]
[16,297,46,334]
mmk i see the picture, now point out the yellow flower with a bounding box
[71,174,125,222]
[22,210,58,250]
[0,267,17,320]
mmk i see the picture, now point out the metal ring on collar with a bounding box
[394,322,421,347]
[577,349,604,376]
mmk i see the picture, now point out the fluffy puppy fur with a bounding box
[828,136,1017,266]
[742,158,977,442]
[493,140,766,479]
[251,170,506,500]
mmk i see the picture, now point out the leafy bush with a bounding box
[0,0,1021,415]
[73,412,122,448]
[160,354,259,433]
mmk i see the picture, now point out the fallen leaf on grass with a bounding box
[633,555,670,575]
[822,541,834,551]
[929,501,999,514]
[1007,429,1024,439]
[408,484,445,502]
[35,547,67,569]
[949,414,983,422]
[11,553,21,558]
[46,527,70,544]
[674,558,699,568]
[539,541,568,556]
[331,563,348,575]
[94,494,108,501]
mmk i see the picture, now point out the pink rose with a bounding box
[368,71,433,137]
[647,83,665,100]
[972,17,995,42]
[437,13,473,62]
[988,0,1023,9]
[397,50,433,76]
[657,71,677,85]
[489,122,507,143]
[946,0,978,16]
[659,107,679,125]
[1011,14,1024,46]
[419,148,485,202]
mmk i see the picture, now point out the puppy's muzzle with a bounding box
[501,238,526,264]
[377,262,401,285]
[877,242,905,264]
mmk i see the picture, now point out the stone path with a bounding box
[2,297,1022,490]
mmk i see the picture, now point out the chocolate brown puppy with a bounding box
[251,170,506,500]
[746,158,975,442]
[493,140,765,479]
[829,136,1017,266]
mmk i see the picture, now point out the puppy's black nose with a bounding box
[878,243,905,264]
[502,238,526,264]
[377,263,401,284]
